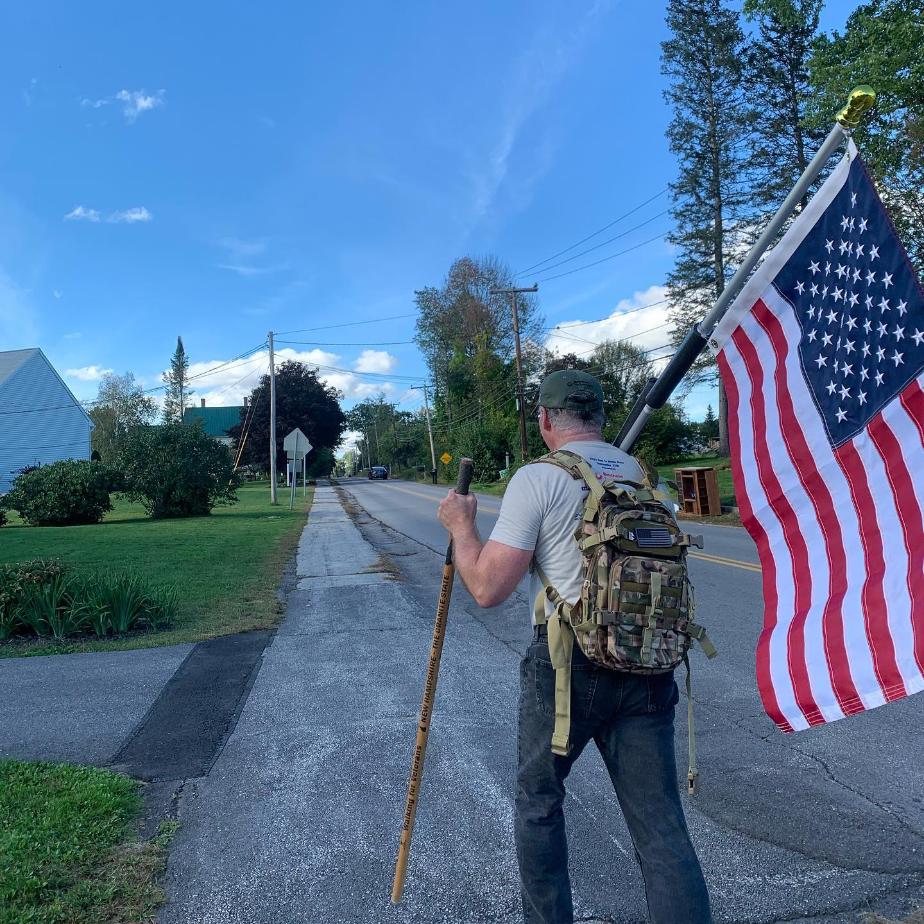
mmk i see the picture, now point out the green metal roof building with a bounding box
[182,403,245,443]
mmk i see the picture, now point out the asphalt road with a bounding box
[160,480,924,924]
[342,477,924,922]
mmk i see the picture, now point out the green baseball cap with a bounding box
[537,369,604,412]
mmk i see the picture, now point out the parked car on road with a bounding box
[368,466,389,480]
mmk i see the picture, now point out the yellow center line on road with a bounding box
[361,483,760,573]
[377,482,503,514]
[689,550,762,573]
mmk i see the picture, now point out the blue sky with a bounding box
[2,0,861,425]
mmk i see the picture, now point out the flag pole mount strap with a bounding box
[836,85,876,129]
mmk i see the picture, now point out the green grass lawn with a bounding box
[0,759,173,924]
[0,481,311,657]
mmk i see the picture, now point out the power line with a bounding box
[520,209,669,278]
[276,339,415,347]
[275,313,416,336]
[516,187,669,277]
[544,298,669,332]
[549,320,671,348]
[533,232,669,284]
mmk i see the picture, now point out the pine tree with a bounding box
[742,0,825,215]
[702,403,719,442]
[661,0,753,456]
[162,336,193,424]
[809,0,924,268]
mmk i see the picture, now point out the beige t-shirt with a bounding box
[488,440,645,625]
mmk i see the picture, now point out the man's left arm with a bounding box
[437,492,533,608]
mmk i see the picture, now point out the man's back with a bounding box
[489,439,645,622]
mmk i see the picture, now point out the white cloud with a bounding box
[177,347,403,409]
[65,205,101,222]
[64,205,152,224]
[116,89,165,121]
[217,263,287,277]
[66,365,114,382]
[354,349,396,374]
[81,89,165,122]
[63,331,81,340]
[219,238,267,259]
[545,284,672,359]
[465,2,611,227]
[215,238,286,276]
[22,77,37,107]
[52,289,63,300]
[108,206,152,224]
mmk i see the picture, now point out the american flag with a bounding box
[711,140,924,732]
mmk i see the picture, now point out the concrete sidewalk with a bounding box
[159,485,526,924]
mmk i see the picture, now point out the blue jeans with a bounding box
[516,638,712,924]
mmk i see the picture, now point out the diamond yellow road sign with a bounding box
[440,452,452,465]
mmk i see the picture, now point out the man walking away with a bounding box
[438,370,712,924]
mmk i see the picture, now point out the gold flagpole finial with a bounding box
[836,85,876,129]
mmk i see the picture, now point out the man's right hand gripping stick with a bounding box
[391,457,474,905]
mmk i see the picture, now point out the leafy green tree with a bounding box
[118,423,239,518]
[414,255,542,433]
[230,361,346,475]
[742,0,825,213]
[809,0,924,266]
[162,337,193,424]
[662,0,752,455]
[89,372,157,461]
[634,402,695,466]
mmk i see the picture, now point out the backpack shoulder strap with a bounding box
[532,450,607,520]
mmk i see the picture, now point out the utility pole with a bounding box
[268,330,278,505]
[422,383,438,485]
[490,284,537,462]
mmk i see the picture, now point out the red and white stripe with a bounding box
[717,288,924,730]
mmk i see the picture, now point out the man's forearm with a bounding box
[450,521,487,601]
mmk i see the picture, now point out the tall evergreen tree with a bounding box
[162,336,193,424]
[742,0,825,214]
[662,0,752,455]
[809,0,924,268]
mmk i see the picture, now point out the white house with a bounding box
[0,348,93,493]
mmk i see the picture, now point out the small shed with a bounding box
[0,348,94,492]
[182,401,245,447]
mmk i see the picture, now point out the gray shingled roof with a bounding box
[0,349,39,388]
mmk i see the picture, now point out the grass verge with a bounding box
[0,759,174,924]
[0,481,312,657]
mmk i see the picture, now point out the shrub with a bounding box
[117,423,239,519]
[0,509,6,528]
[0,560,177,642]
[4,460,115,526]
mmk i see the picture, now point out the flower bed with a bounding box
[0,560,177,643]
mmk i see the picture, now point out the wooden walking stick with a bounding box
[391,457,474,904]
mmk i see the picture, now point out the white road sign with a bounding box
[283,428,312,459]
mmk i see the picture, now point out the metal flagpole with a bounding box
[617,86,877,454]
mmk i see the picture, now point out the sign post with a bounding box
[283,428,312,510]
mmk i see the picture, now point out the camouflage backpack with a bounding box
[532,449,717,792]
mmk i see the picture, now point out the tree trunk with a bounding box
[717,375,729,456]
